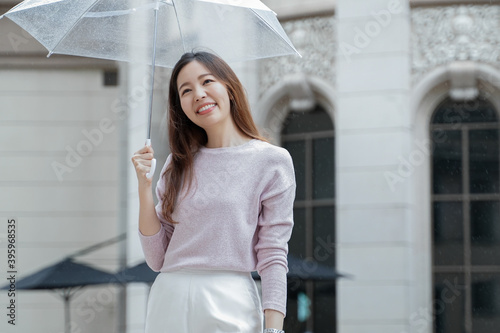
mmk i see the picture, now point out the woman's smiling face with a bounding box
[176,60,232,130]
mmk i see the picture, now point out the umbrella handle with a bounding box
[145,139,156,179]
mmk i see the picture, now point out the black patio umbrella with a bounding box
[113,261,159,284]
[117,255,345,285]
[1,257,117,333]
[251,254,345,281]
[287,255,344,281]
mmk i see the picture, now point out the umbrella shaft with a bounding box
[147,3,160,140]
[65,296,70,333]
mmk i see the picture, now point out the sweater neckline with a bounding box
[199,138,258,153]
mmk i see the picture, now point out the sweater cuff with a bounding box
[260,263,288,317]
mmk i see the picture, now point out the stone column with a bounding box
[336,1,425,332]
[124,7,153,332]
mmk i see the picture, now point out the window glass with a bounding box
[472,274,500,333]
[469,129,499,194]
[434,273,466,333]
[282,106,334,134]
[283,280,307,333]
[433,201,464,265]
[289,208,306,259]
[432,99,497,124]
[432,130,462,194]
[314,281,336,333]
[313,206,335,268]
[313,137,335,199]
[471,201,500,266]
[284,140,306,201]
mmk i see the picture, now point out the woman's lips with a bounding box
[197,103,216,115]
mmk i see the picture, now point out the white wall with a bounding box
[263,0,335,19]
[0,68,121,333]
[335,0,423,332]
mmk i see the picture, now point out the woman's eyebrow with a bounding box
[178,73,212,91]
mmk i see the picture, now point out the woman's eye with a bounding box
[181,89,191,95]
[203,79,213,85]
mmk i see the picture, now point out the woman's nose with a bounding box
[195,88,206,102]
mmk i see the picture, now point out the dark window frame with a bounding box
[431,96,500,333]
[281,106,336,333]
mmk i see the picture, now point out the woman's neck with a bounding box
[204,121,251,148]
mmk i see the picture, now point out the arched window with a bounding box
[431,97,500,333]
[281,105,336,333]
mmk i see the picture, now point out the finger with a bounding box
[141,152,154,160]
[136,144,155,154]
[144,145,154,155]
[132,157,152,169]
[135,146,150,155]
[133,162,150,175]
[134,153,154,163]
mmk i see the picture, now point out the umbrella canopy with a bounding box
[286,255,344,281]
[0,0,300,179]
[116,255,343,285]
[251,254,344,281]
[1,258,116,290]
[113,261,159,284]
[0,0,300,68]
[0,258,117,333]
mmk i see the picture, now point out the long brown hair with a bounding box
[161,51,268,224]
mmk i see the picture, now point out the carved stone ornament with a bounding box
[258,15,336,97]
[412,5,500,84]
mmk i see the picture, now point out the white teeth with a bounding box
[197,104,215,113]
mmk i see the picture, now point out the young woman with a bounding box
[131,51,295,333]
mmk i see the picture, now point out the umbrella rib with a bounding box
[171,0,187,53]
[47,0,104,57]
[68,286,84,298]
[54,286,84,299]
[147,1,161,140]
[248,8,301,58]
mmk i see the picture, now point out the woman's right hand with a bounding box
[132,145,162,237]
[131,145,155,187]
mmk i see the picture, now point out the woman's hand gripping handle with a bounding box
[131,140,156,188]
[131,141,161,236]
[145,139,156,179]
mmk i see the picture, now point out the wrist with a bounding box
[138,179,153,191]
[138,183,153,198]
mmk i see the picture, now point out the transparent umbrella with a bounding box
[0,0,300,177]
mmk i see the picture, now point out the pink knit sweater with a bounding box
[138,139,296,315]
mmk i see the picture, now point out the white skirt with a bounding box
[145,269,264,333]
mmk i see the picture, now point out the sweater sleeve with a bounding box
[138,154,175,272]
[255,149,296,316]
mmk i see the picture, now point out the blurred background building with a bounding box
[1,0,500,332]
